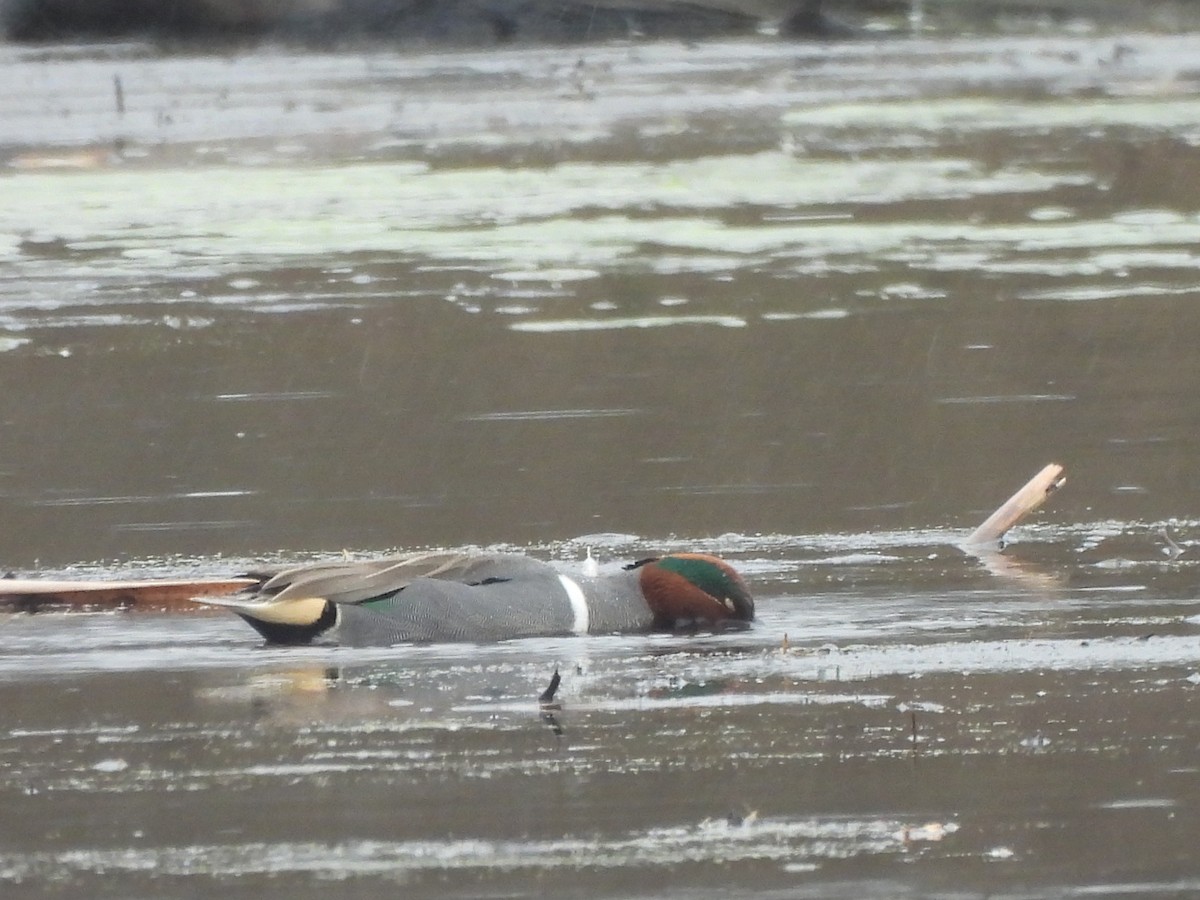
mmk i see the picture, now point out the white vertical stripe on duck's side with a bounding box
[557,574,590,634]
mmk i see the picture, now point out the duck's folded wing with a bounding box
[259,552,553,606]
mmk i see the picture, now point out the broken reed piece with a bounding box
[962,463,1066,549]
[0,577,258,613]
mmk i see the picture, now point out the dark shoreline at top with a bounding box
[5,0,1199,48]
[3,0,844,46]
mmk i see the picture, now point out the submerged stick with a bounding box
[962,463,1066,549]
[113,74,125,116]
[0,577,257,613]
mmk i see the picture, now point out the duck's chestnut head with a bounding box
[631,553,754,629]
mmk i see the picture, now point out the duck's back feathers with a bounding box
[339,569,576,643]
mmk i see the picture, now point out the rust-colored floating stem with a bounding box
[0,577,256,613]
[962,463,1066,548]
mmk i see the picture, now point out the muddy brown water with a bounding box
[3,30,1200,898]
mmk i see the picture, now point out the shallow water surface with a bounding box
[4,526,1200,898]
[2,29,1200,899]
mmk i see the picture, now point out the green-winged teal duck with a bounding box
[198,550,754,646]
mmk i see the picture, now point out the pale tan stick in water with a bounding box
[962,463,1066,549]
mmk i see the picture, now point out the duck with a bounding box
[197,550,754,646]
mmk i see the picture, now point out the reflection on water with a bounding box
[3,27,1200,900]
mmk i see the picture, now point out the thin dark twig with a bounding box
[539,667,561,705]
